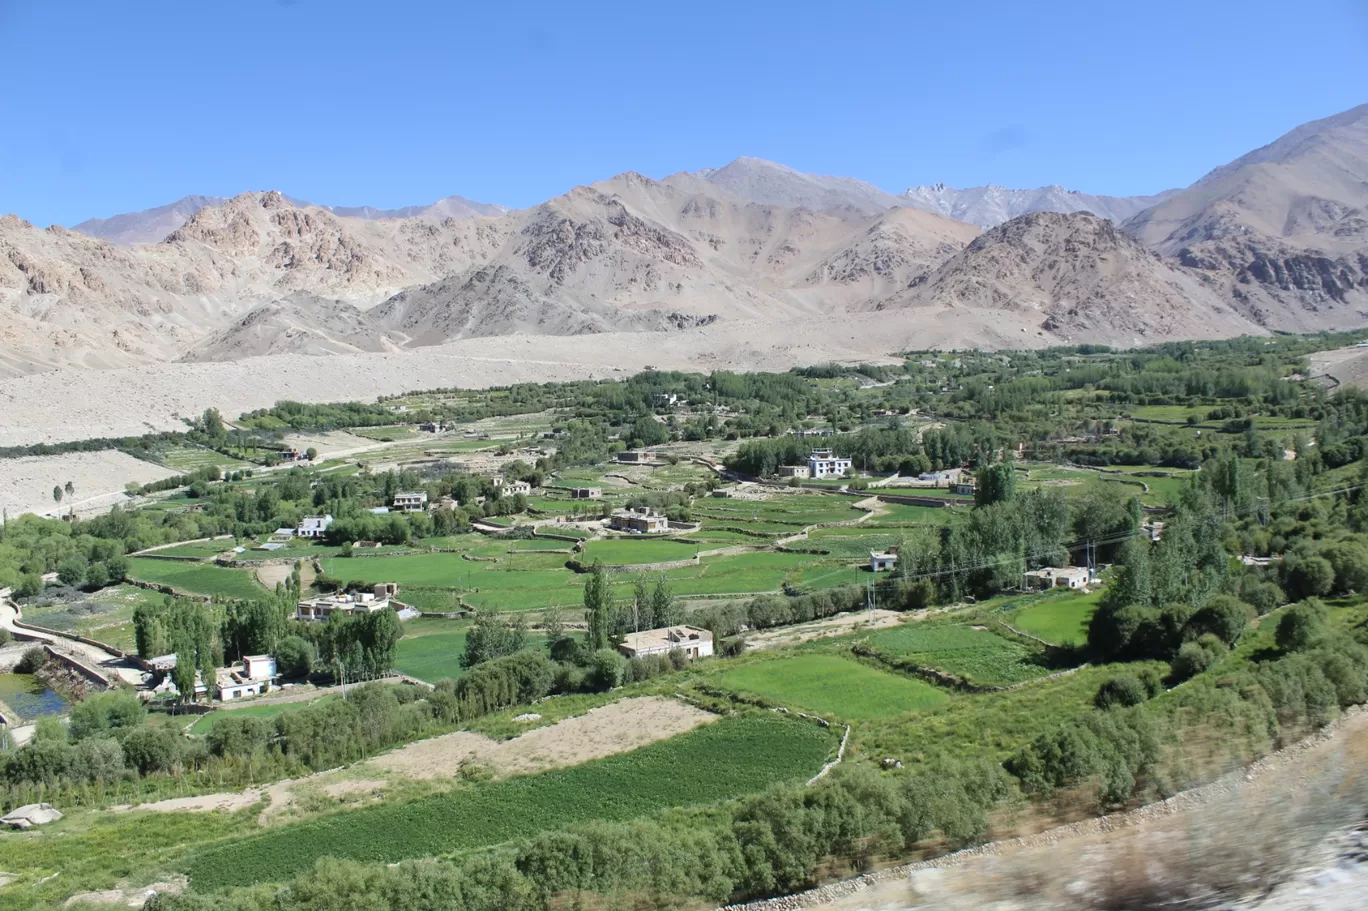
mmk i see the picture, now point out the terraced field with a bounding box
[579,538,701,565]
[186,713,833,888]
[713,654,948,720]
[126,558,268,600]
[865,623,1055,686]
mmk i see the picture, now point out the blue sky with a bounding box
[1,0,1365,226]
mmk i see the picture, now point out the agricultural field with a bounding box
[126,557,268,600]
[186,713,834,888]
[804,527,904,558]
[866,502,960,526]
[147,539,238,559]
[153,445,255,472]
[864,623,1055,686]
[347,425,418,442]
[693,494,868,527]
[712,654,948,720]
[394,617,471,682]
[187,694,338,735]
[579,537,701,565]
[1008,590,1101,646]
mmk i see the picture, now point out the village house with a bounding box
[493,477,532,496]
[616,450,661,464]
[418,421,442,433]
[569,487,602,500]
[869,548,899,572]
[808,449,853,479]
[618,625,714,660]
[216,654,280,701]
[296,583,402,621]
[952,481,976,496]
[609,507,670,534]
[919,468,965,484]
[776,465,810,479]
[296,515,333,539]
[652,393,680,408]
[392,491,429,512]
[1024,567,1092,591]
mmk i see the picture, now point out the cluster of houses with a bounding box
[145,653,281,702]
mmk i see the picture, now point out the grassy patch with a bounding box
[866,623,1053,686]
[126,558,267,600]
[579,538,700,565]
[187,695,338,736]
[185,714,832,888]
[394,618,471,682]
[1010,591,1101,647]
[713,654,948,720]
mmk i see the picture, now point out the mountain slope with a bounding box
[179,294,408,362]
[1124,104,1368,255]
[72,192,509,245]
[901,184,1180,229]
[880,212,1263,344]
[666,157,908,216]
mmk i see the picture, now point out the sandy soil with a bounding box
[62,879,185,908]
[111,790,263,814]
[743,609,904,651]
[0,315,946,448]
[0,450,178,518]
[1311,345,1368,390]
[370,696,716,779]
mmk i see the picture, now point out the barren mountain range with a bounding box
[2,103,1365,378]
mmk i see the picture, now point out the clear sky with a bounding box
[2,0,1365,227]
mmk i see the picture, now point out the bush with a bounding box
[1276,599,1331,653]
[585,649,626,691]
[275,635,315,678]
[1094,675,1149,709]
[720,636,748,657]
[208,715,273,758]
[1242,580,1285,615]
[1170,641,1213,682]
[121,725,182,775]
[14,646,48,674]
[68,690,146,740]
[1185,595,1252,647]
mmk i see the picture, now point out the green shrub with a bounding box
[1276,599,1330,652]
[1094,675,1148,709]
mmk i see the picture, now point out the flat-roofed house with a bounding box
[808,449,853,479]
[618,626,714,660]
[609,507,669,534]
[569,487,602,500]
[393,491,429,512]
[296,585,402,622]
[1023,566,1092,591]
[296,515,333,539]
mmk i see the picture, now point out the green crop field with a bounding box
[866,624,1054,686]
[155,446,255,472]
[1010,591,1101,646]
[348,425,417,442]
[395,617,469,681]
[126,558,267,600]
[580,538,700,565]
[804,528,902,558]
[187,695,338,735]
[713,654,948,720]
[186,713,832,888]
[319,552,466,587]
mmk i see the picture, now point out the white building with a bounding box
[776,465,810,479]
[618,626,714,660]
[216,654,280,701]
[296,515,333,539]
[869,550,898,572]
[494,477,532,496]
[1024,567,1092,591]
[808,449,853,479]
[609,507,670,534]
[569,487,602,500]
[297,584,402,621]
[392,491,429,512]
